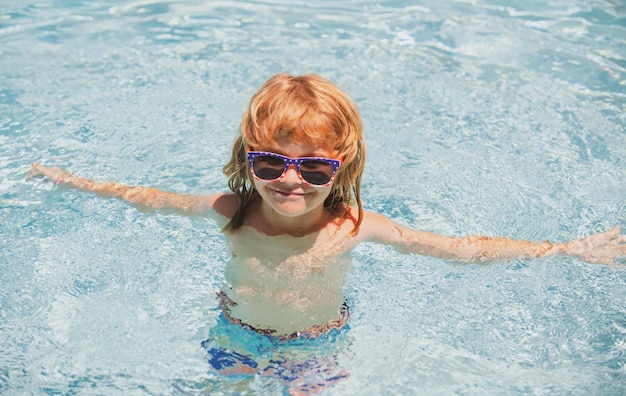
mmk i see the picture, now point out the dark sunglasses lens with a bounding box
[252,155,286,180]
[299,160,334,185]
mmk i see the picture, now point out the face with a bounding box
[250,139,339,219]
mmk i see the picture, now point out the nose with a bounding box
[280,164,301,184]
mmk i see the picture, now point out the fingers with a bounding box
[581,229,626,265]
[592,226,618,243]
[26,162,45,179]
[607,225,620,239]
[26,163,70,184]
[586,226,622,247]
[606,226,626,245]
[565,226,626,263]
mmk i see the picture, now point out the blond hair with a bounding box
[222,73,365,233]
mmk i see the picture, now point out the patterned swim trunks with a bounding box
[200,292,354,394]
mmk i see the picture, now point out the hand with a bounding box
[27,163,73,185]
[563,226,626,265]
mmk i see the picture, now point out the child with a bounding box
[28,73,625,387]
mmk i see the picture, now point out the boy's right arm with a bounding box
[27,163,235,217]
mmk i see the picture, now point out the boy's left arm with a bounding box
[361,212,626,264]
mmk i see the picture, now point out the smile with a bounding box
[270,188,309,197]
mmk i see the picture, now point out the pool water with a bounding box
[1,0,625,394]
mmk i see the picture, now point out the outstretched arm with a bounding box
[360,212,626,265]
[27,163,236,217]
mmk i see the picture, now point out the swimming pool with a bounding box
[1,0,625,394]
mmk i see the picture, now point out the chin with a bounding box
[270,201,316,217]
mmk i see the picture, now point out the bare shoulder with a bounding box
[346,208,399,244]
[201,192,238,220]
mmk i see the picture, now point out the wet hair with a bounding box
[222,73,366,234]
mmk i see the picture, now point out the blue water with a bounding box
[1,0,625,394]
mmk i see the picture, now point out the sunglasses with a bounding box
[247,151,341,186]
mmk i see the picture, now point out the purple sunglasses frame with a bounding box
[247,151,341,187]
